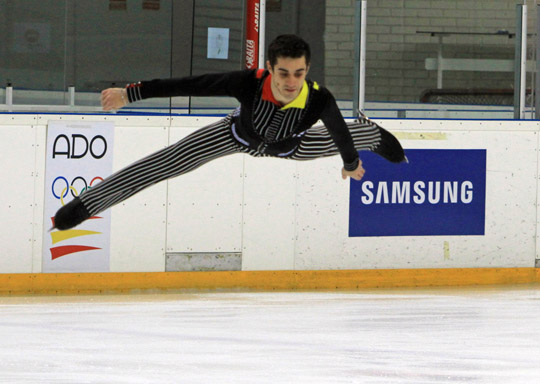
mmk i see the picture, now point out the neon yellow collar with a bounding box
[281,81,307,110]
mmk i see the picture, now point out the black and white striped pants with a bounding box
[80,115,382,216]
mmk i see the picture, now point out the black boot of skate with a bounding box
[373,127,408,163]
[53,197,91,231]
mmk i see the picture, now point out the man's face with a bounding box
[267,56,310,104]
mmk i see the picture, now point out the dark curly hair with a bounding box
[267,34,311,69]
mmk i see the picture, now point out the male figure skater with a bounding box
[53,34,405,230]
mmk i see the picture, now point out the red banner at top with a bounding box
[245,0,260,69]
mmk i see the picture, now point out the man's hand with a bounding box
[341,159,365,181]
[101,88,128,111]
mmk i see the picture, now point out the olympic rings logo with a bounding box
[52,176,103,205]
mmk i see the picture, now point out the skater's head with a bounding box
[266,35,311,105]
[267,34,311,70]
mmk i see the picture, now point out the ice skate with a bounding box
[52,196,91,231]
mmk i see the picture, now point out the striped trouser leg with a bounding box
[79,118,242,216]
[290,117,382,161]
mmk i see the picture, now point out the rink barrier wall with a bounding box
[2,268,540,295]
[2,113,540,283]
[0,268,539,295]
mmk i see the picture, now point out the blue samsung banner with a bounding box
[349,149,486,237]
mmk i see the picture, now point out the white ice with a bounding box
[0,286,539,384]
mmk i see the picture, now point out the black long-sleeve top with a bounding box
[126,69,360,170]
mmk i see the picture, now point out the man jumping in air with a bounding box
[53,34,405,230]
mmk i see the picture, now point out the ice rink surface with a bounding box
[0,285,539,384]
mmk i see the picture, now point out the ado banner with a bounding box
[349,149,487,237]
[43,121,114,272]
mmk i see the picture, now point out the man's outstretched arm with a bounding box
[341,159,365,181]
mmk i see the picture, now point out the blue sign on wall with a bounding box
[349,149,486,237]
